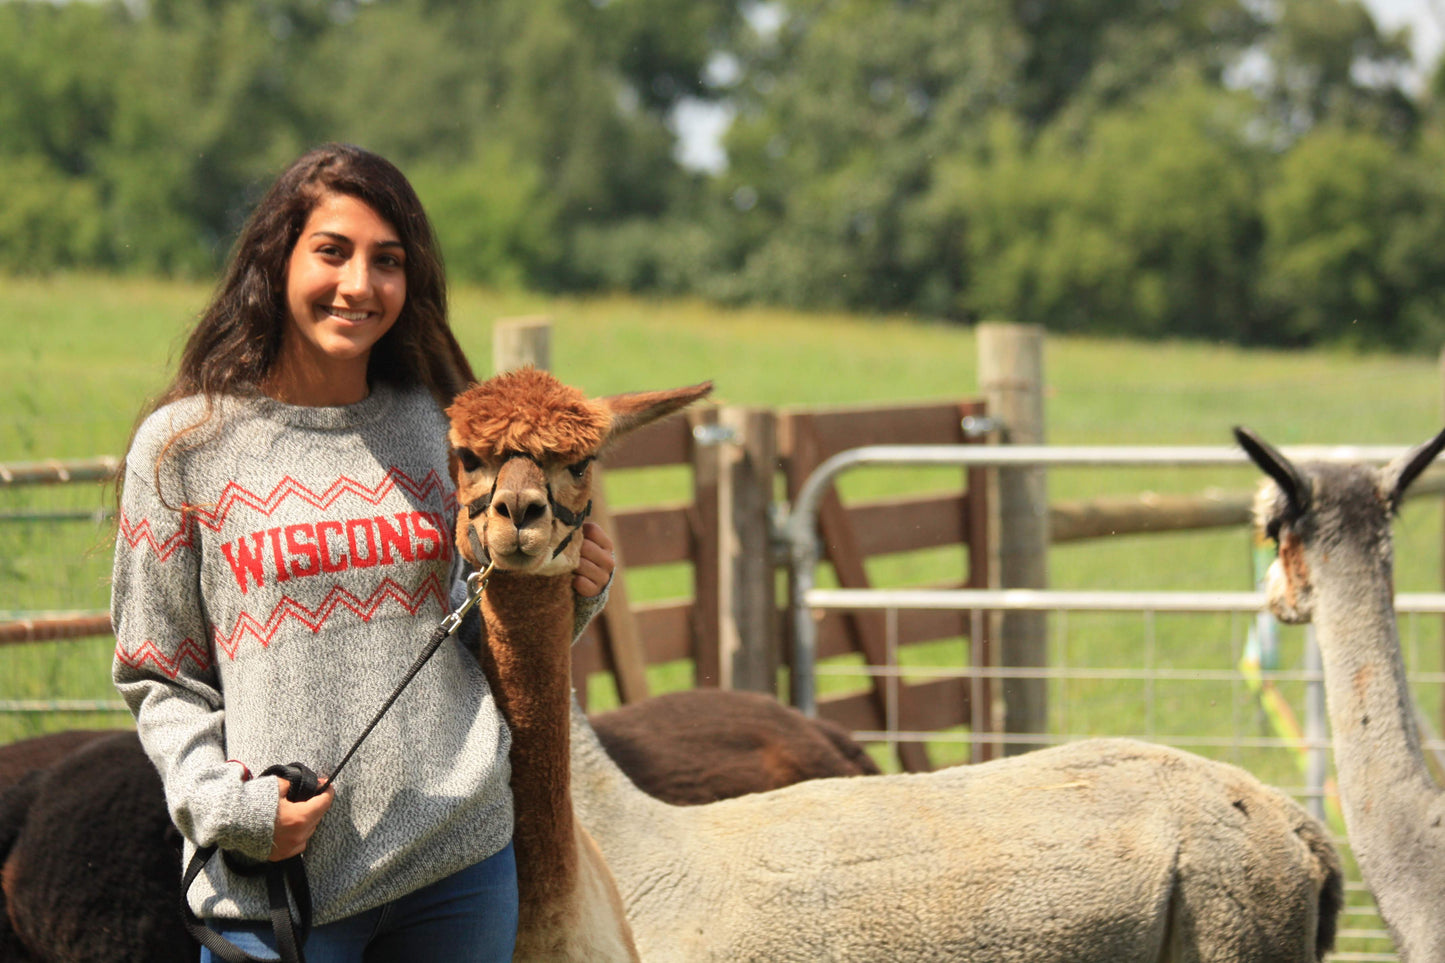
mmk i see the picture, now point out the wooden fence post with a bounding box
[978,323,1049,755]
[489,316,650,704]
[715,406,779,693]
[689,408,723,688]
[492,316,552,372]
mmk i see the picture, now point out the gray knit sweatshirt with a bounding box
[111,384,602,924]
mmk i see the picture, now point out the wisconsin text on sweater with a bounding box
[221,511,452,592]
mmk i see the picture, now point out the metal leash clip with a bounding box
[440,562,494,637]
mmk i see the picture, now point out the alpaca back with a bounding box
[2,731,191,963]
[0,730,113,795]
[590,689,878,805]
[571,714,1340,963]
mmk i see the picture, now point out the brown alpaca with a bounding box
[591,689,879,805]
[446,367,711,963]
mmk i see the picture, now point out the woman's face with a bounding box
[273,191,407,405]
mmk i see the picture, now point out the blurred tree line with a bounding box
[4,0,1445,348]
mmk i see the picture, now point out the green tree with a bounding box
[0,1,126,269]
[707,0,1026,311]
[95,1,315,273]
[408,144,560,288]
[1261,125,1445,348]
[946,78,1268,341]
[1010,0,1265,132]
[300,0,714,286]
[0,1,125,175]
[0,156,106,271]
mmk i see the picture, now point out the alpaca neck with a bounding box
[569,693,674,835]
[480,570,578,910]
[1313,553,1442,882]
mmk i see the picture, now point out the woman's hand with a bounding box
[574,522,615,598]
[269,778,335,861]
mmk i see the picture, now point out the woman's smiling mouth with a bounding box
[324,306,373,322]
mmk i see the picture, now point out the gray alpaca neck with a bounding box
[1312,538,1445,961]
[1315,553,1433,804]
[569,695,673,828]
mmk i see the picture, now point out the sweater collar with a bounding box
[243,382,404,431]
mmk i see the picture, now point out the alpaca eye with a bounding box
[567,457,594,480]
[455,447,482,473]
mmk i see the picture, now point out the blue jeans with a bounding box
[198,843,518,963]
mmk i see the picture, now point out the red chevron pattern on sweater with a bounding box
[118,468,456,561]
[210,572,450,659]
[117,513,197,561]
[114,637,213,679]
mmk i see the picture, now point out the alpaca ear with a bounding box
[1234,426,1311,516]
[601,382,714,445]
[1382,426,1445,513]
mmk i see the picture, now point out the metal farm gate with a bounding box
[783,442,1445,963]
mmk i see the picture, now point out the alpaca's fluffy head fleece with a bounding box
[447,367,613,464]
[445,368,712,573]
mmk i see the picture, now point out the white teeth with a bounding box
[328,307,370,321]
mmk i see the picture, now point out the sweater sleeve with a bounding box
[111,435,279,862]
[572,576,610,639]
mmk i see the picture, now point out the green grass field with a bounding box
[4,273,1439,956]
[5,273,1443,739]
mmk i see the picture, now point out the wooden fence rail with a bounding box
[27,321,1439,771]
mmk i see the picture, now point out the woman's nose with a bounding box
[338,256,372,297]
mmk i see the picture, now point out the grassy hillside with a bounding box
[4,272,1444,748]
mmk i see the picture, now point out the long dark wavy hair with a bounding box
[119,143,476,509]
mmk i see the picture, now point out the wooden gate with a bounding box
[572,396,993,772]
[780,400,993,771]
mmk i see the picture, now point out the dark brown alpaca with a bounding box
[592,689,878,805]
[0,691,880,961]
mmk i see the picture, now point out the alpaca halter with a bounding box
[464,450,594,561]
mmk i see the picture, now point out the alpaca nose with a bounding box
[492,487,549,530]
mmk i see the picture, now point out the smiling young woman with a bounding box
[268,192,408,406]
[110,143,614,963]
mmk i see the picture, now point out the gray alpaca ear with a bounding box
[1382,426,1445,513]
[1234,426,1311,515]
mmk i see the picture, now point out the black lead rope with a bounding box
[180,564,493,963]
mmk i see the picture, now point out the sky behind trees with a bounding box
[1364,0,1441,69]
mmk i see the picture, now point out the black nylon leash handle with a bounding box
[180,762,319,963]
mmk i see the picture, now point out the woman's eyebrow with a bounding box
[308,230,404,249]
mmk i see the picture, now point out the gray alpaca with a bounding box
[1238,425,1445,963]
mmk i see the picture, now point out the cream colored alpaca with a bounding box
[1238,425,1445,963]
[446,368,712,963]
[571,705,1342,962]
